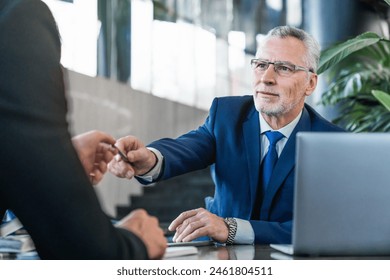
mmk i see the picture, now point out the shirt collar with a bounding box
[259,110,303,139]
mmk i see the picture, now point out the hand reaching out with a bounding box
[72,130,117,185]
[108,135,157,179]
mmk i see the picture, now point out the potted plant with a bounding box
[317,0,390,132]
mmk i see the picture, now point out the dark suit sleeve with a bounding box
[0,0,148,259]
[250,220,292,244]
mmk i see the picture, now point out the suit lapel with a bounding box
[242,106,261,210]
[260,107,312,219]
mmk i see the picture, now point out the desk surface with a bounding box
[164,244,390,260]
[2,244,390,260]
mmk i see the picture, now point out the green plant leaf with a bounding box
[372,90,390,111]
[384,0,390,6]
[318,32,382,74]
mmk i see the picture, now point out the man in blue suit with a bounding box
[109,26,343,244]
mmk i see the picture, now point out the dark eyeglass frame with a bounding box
[250,59,314,77]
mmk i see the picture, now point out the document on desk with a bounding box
[164,246,198,259]
[0,235,35,253]
[0,218,23,237]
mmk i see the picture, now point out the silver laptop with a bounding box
[271,132,390,256]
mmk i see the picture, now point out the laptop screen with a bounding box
[292,132,390,256]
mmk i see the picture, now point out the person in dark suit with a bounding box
[0,0,166,259]
[108,26,344,245]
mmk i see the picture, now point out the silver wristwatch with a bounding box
[224,217,237,245]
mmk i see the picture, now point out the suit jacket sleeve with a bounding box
[0,0,148,259]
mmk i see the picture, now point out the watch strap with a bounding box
[224,217,237,245]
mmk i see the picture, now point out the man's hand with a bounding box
[168,208,229,243]
[116,209,167,259]
[71,130,116,185]
[108,135,157,179]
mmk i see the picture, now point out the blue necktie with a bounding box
[262,131,284,192]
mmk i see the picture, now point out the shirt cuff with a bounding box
[233,218,255,244]
[135,147,163,182]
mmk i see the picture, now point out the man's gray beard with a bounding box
[259,105,285,117]
[257,96,305,117]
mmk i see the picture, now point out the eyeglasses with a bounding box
[250,59,314,77]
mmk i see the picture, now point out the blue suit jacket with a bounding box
[148,95,344,244]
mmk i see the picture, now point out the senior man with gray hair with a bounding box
[108,26,344,245]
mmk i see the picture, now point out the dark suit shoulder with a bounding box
[211,95,255,118]
[304,104,345,132]
[213,95,253,107]
[1,0,61,51]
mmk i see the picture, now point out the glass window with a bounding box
[44,0,303,110]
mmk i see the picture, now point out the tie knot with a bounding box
[264,131,284,146]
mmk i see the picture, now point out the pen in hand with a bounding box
[112,145,132,164]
